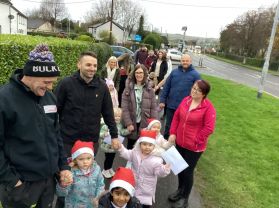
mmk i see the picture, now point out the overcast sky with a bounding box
[11,0,278,38]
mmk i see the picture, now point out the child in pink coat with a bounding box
[115,130,170,208]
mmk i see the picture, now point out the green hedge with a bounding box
[0,34,112,85]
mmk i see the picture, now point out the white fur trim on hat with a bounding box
[138,136,156,145]
[147,119,161,129]
[72,147,94,160]
[109,180,135,196]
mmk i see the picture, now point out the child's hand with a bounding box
[164,163,171,172]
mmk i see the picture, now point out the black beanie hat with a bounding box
[23,44,60,77]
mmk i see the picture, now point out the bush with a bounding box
[0,34,112,85]
[143,33,162,49]
[75,35,94,42]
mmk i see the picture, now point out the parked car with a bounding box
[167,49,183,61]
[110,45,134,57]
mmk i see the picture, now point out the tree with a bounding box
[86,0,143,38]
[143,33,162,49]
[26,0,68,30]
[98,30,116,44]
[220,6,275,58]
[39,0,68,27]
[137,15,146,39]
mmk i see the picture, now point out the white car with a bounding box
[167,49,183,61]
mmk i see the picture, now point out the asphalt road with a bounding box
[186,54,279,98]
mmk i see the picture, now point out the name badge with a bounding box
[43,105,57,114]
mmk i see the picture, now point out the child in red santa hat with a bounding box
[98,167,142,208]
[146,118,174,156]
[56,140,105,207]
[115,130,170,208]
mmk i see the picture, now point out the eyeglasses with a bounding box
[192,87,202,93]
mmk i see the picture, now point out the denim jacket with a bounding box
[56,162,105,208]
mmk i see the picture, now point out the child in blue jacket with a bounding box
[56,140,105,207]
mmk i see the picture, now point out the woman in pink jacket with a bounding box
[168,80,216,208]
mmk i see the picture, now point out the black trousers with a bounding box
[127,122,140,149]
[1,177,55,208]
[163,108,176,139]
[104,152,116,170]
[176,145,202,200]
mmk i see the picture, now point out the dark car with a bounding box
[110,45,134,57]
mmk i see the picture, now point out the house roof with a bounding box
[0,0,11,5]
[11,5,27,18]
[88,20,124,30]
[28,18,48,29]
[0,0,27,18]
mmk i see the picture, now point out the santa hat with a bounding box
[109,167,135,196]
[71,140,94,160]
[138,129,156,145]
[147,118,161,130]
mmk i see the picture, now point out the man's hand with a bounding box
[60,170,73,187]
[168,134,176,144]
[159,103,165,109]
[127,125,134,132]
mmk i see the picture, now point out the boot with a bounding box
[168,189,183,202]
[171,197,189,208]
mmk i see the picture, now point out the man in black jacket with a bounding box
[54,51,119,156]
[0,44,72,208]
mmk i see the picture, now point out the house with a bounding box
[88,20,127,44]
[27,18,55,33]
[0,0,27,34]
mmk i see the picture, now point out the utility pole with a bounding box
[181,26,187,52]
[109,0,114,45]
[257,0,279,98]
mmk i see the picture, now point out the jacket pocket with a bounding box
[7,182,30,204]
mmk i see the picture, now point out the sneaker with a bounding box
[102,169,112,178]
[108,168,115,177]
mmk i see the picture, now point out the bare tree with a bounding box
[39,0,68,27]
[220,6,275,58]
[86,0,143,39]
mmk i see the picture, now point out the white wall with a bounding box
[89,22,126,44]
[0,3,27,34]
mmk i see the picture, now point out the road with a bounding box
[183,54,279,98]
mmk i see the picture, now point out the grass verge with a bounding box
[206,54,279,76]
[196,75,279,208]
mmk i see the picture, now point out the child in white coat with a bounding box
[146,118,174,156]
[115,129,170,208]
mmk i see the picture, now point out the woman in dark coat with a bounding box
[121,64,158,149]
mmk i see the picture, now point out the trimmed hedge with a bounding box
[0,34,112,85]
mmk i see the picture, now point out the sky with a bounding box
[11,0,278,38]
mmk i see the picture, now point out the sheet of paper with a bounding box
[161,146,189,175]
[104,135,125,144]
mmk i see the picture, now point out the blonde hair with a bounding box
[113,107,122,116]
[106,56,119,68]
